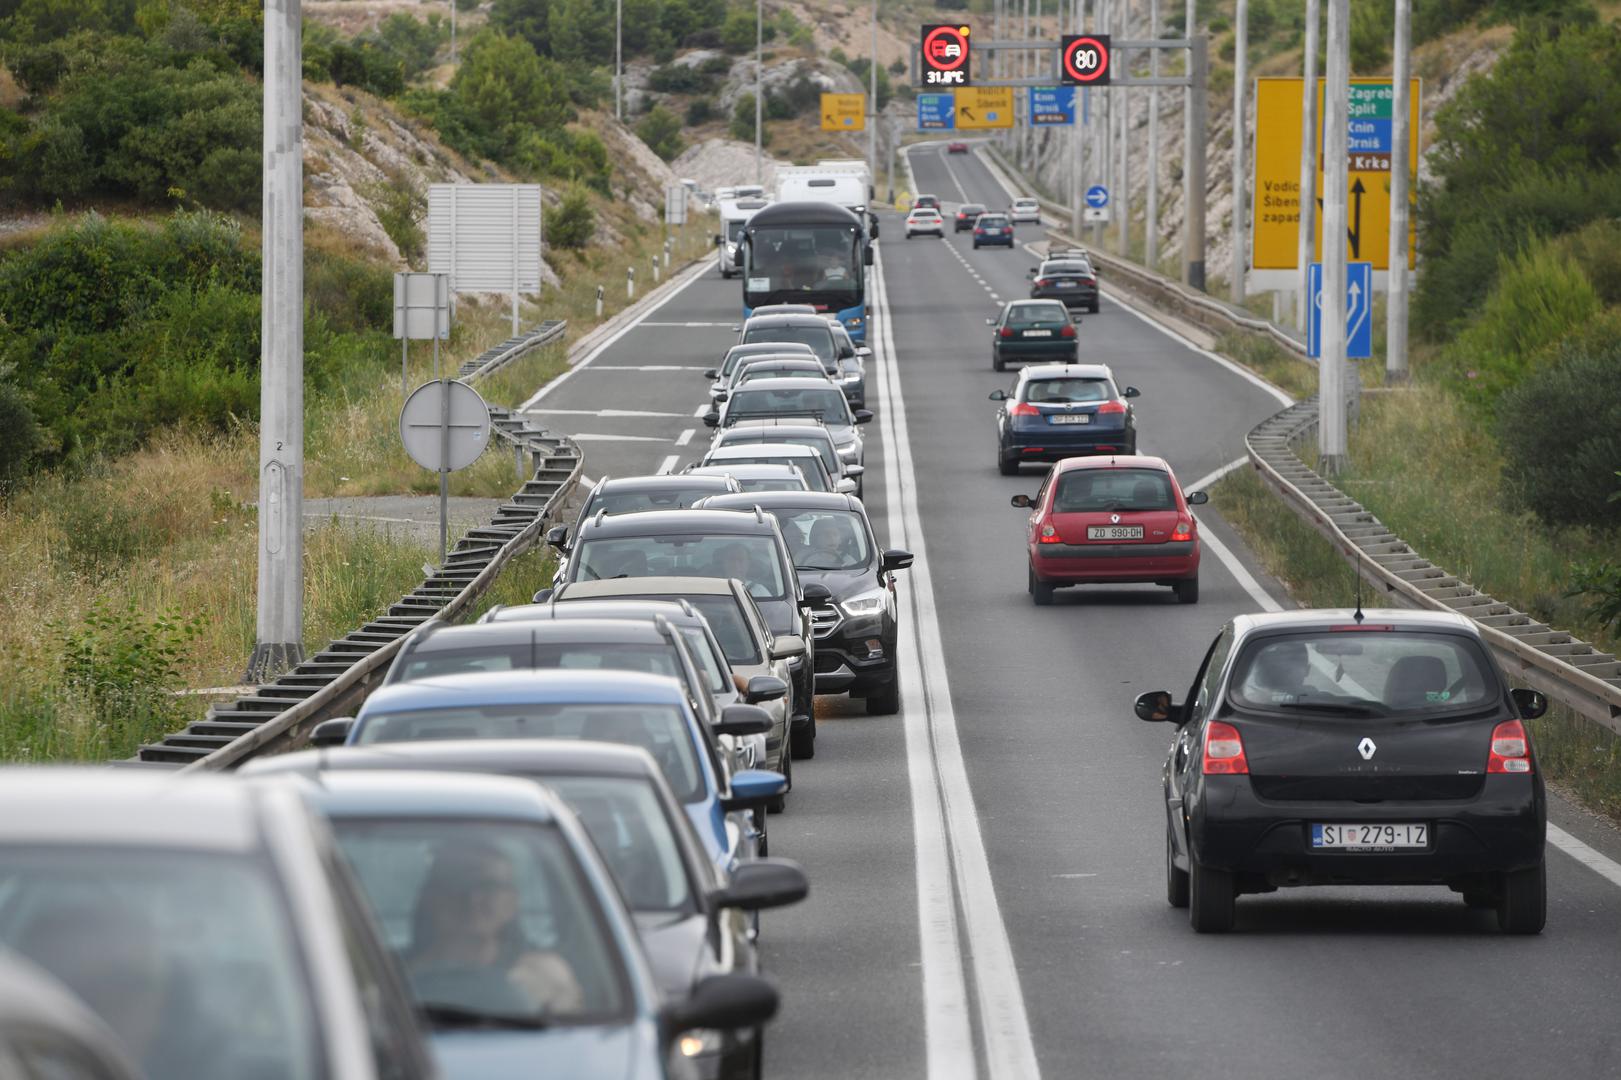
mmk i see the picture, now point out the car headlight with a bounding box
[840,371,862,383]
[845,316,863,328]
[837,444,860,462]
[678,1030,724,1058]
[840,588,888,618]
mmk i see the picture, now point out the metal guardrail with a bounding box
[135,322,581,770]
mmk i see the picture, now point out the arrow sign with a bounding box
[1085,184,1109,208]
[1308,261,1373,360]
[1348,177,1366,259]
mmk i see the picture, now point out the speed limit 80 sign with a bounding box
[1060,34,1111,85]
[920,24,971,86]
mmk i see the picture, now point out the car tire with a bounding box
[1174,575,1200,604]
[973,241,981,249]
[1167,827,1190,908]
[866,674,901,716]
[1089,300,1100,313]
[790,679,816,759]
[992,352,1005,372]
[1188,855,1235,933]
[1497,860,1546,934]
[1030,566,1055,606]
[766,749,791,814]
[998,451,1019,476]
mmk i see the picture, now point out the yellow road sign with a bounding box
[1251,77,1419,272]
[821,93,865,132]
[954,86,1014,129]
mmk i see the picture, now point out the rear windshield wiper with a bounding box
[420,1003,552,1031]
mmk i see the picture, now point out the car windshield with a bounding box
[356,703,704,801]
[962,204,985,214]
[541,776,694,913]
[726,386,851,426]
[722,344,815,377]
[737,365,824,385]
[676,626,730,693]
[979,216,1008,226]
[330,820,630,1025]
[0,849,321,1080]
[1227,631,1499,718]
[587,485,724,515]
[397,642,682,682]
[711,456,827,491]
[742,325,835,363]
[725,219,748,242]
[739,476,808,492]
[1006,305,1069,328]
[1053,468,1175,512]
[1043,261,1092,276]
[1025,377,1112,404]
[770,509,872,570]
[726,433,838,473]
[746,226,859,298]
[574,534,788,599]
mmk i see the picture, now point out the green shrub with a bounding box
[720,6,756,52]
[1569,553,1621,636]
[53,598,202,744]
[685,96,716,125]
[546,186,596,250]
[0,368,43,485]
[635,105,686,161]
[366,170,427,265]
[647,63,711,93]
[1498,330,1621,528]
[730,92,765,145]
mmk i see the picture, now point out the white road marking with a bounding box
[655,454,680,475]
[873,248,1041,1080]
[638,321,734,327]
[526,408,689,418]
[581,364,713,371]
[1184,457,1286,615]
[674,428,695,447]
[568,433,672,443]
[1548,826,1621,890]
[520,260,710,410]
[694,402,712,417]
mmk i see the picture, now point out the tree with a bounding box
[548,0,614,63]
[636,105,685,161]
[730,91,765,145]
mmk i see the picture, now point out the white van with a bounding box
[716,196,770,278]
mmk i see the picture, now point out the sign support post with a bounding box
[1320,0,1351,476]
[1296,0,1319,330]
[1387,0,1412,384]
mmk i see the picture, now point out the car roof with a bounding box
[1007,298,1068,309]
[736,357,825,370]
[1231,608,1479,638]
[596,474,737,494]
[249,740,665,783]
[404,618,672,653]
[0,770,280,851]
[688,463,805,479]
[720,421,831,438]
[1049,454,1172,475]
[359,669,691,713]
[1018,362,1114,381]
[290,769,568,824]
[706,442,820,460]
[728,377,841,392]
[556,575,741,600]
[700,491,860,513]
[728,341,816,356]
[978,211,1008,219]
[1042,257,1092,268]
[742,315,836,331]
[482,599,702,626]
[575,507,777,538]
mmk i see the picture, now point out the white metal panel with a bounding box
[427,184,544,293]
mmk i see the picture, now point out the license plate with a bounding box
[985,229,1003,235]
[1311,823,1428,850]
[1086,525,1143,540]
[1055,281,1075,288]
[1023,329,1052,337]
[1049,413,1091,425]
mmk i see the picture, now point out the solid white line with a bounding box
[693,403,712,417]
[655,455,680,475]
[526,408,689,418]
[1186,458,1249,493]
[638,321,733,327]
[579,364,713,371]
[1548,825,1621,890]
[568,433,671,443]
[874,248,1041,1080]
[520,260,710,410]
[1106,291,1296,408]
[674,428,695,447]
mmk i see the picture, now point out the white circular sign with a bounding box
[399,379,492,472]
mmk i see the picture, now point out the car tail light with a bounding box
[1172,519,1193,540]
[1487,719,1532,774]
[1202,721,1249,775]
[1033,278,1049,287]
[1059,323,1076,338]
[1038,521,1062,543]
[1082,276,1096,285]
[1097,400,1127,414]
[1009,402,1041,416]
[999,327,1015,338]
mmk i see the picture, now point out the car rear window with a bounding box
[1226,631,1499,718]
[978,216,1008,226]
[574,534,788,600]
[1006,304,1070,328]
[1043,262,1092,276]
[726,385,850,425]
[743,326,834,362]
[1053,468,1174,512]
[399,642,682,682]
[587,485,724,515]
[709,455,828,491]
[1024,377,1112,404]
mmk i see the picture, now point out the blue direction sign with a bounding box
[1028,86,1076,126]
[1308,261,1373,360]
[1085,185,1109,208]
[918,93,955,130]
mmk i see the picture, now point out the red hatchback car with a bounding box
[1011,455,1208,606]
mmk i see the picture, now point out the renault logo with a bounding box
[1357,737,1377,760]
[1110,513,1120,524]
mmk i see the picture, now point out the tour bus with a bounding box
[735,201,875,343]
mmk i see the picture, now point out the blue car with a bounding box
[274,768,778,1080]
[989,362,1141,474]
[313,670,783,877]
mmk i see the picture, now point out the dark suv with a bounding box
[540,509,821,759]
[700,491,913,715]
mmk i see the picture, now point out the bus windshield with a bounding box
[745,225,861,308]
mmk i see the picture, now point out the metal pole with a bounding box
[432,334,439,380]
[1297,0,1320,330]
[1070,0,1084,234]
[1231,0,1247,303]
[1387,0,1411,383]
[1146,0,1160,270]
[1116,0,1130,255]
[1021,0,1029,163]
[615,0,623,121]
[249,0,305,680]
[1319,0,1350,474]
[1182,0,1195,283]
[1185,33,1207,290]
[401,338,409,402]
[511,192,520,337]
[438,379,450,567]
[868,0,878,192]
[450,0,456,65]
[755,0,763,184]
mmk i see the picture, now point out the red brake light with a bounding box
[999,327,1015,338]
[1202,721,1249,775]
[1038,521,1062,543]
[1487,719,1532,774]
[1009,402,1041,416]
[1096,399,1126,414]
[1082,276,1096,285]
[1059,323,1076,338]
[1172,519,1193,540]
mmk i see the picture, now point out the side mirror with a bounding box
[703,368,718,379]
[714,703,773,738]
[743,674,789,704]
[988,389,1008,401]
[309,716,355,747]
[862,246,875,266]
[732,247,744,266]
[868,218,880,239]
[802,583,834,603]
[661,973,779,1039]
[1186,490,1210,506]
[853,409,873,425]
[1123,385,1140,398]
[880,548,914,573]
[714,390,729,403]
[769,634,805,661]
[703,411,720,428]
[1511,687,1548,720]
[720,769,789,813]
[531,587,555,603]
[836,478,858,494]
[844,464,865,477]
[1134,690,1176,723]
[1027,267,1038,276]
[855,346,873,359]
[985,317,997,326]
[710,858,809,911]
[1010,494,1033,509]
[713,234,723,245]
[544,524,569,551]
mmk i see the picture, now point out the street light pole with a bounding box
[755,0,763,185]
[250,0,305,680]
[1387,0,1412,383]
[1296,0,1319,330]
[1231,0,1247,304]
[615,0,623,121]
[869,0,878,195]
[1319,0,1350,475]
[1146,0,1160,271]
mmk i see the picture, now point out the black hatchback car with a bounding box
[1139,609,1550,934]
[700,491,912,715]
[988,300,1077,371]
[1028,256,1099,313]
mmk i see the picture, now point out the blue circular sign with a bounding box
[1085,185,1109,208]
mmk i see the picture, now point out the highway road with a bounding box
[521,144,1621,1080]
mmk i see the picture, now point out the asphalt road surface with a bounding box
[521,144,1621,1080]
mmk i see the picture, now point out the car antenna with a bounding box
[1352,546,1366,623]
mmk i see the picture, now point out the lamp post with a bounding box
[755,0,763,184]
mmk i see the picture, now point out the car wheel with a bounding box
[1090,300,1100,313]
[998,451,1019,476]
[1497,860,1546,934]
[766,749,791,814]
[1174,575,1200,604]
[790,680,816,759]
[865,674,901,716]
[1167,827,1190,908]
[973,241,981,249]
[1030,567,1055,606]
[992,352,1005,372]
[1188,854,1235,933]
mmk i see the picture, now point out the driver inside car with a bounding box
[805,517,859,568]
